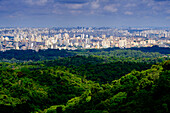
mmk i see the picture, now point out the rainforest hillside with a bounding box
[0,47,170,113]
[0,54,169,113]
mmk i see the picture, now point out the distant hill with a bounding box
[0,56,169,113]
[0,46,169,62]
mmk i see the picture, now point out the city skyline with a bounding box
[0,0,170,27]
[0,27,170,52]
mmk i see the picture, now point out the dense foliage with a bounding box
[0,46,169,62]
[0,47,170,113]
[0,49,75,62]
[43,60,170,113]
[40,56,153,83]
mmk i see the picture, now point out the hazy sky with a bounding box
[0,0,170,27]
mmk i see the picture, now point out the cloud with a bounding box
[124,11,133,15]
[0,0,169,27]
[91,0,100,9]
[70,10,82,14]
[104,4,118,13]
[65,3,87,9]
[25,0,48,5]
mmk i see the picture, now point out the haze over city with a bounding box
[0,0,170,27]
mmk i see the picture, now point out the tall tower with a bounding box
[15,42,19,50]
[49,28,51,36]
[0,39,2,50]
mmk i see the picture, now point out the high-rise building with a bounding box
[119,39,127,48]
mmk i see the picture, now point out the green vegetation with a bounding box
[0,46,169,62]
[41,56,154,83]
[0,47,170,113]
[43,60,170,113]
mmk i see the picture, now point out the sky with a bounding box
[0,0,170,27]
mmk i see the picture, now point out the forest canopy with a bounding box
[0,47,170,113]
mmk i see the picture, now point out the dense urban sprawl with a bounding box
[0,27,170,51]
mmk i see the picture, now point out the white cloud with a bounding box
[104,4,118,13]
[25,0,48,5]
[91,0,100,9]
[70,10,82,14]
[65,3,85,9]
[124,11,133,15]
